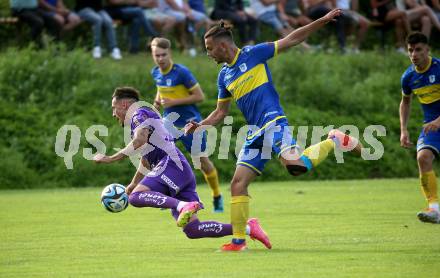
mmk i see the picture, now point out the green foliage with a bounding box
[0,46,438,189]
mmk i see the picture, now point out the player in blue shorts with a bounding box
[400,32,440,224]
[93,87,270,245]
[150,37,224,213]
[185,8,364,251]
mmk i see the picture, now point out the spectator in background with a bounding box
[157,0,211,55]
[303,0,349,53]
[137,0,177,35]
[250,0,292,38]
[10,0,61,46]
[397,0,440,38]
[370,0,411,53]
[39,0,81,31]
[421,0,440,21]
[251,0,311,50]
[278,0,312,28]
[156,0,188,52]
[336,0,370,53]
[75,0,122,60]
[105,0,159,53]
[211,0,258,45]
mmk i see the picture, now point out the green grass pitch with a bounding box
[1,179,440,277]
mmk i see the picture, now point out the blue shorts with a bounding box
[237,117,297,175]
[417,129,440,157]
[163,115,208,156]
[179,131,207,156]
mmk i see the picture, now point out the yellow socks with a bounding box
[420,170,438,208]
[231,196,249,240]
[203,168,221,197]
[302,139,335,167]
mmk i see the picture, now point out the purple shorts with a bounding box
[140,155,202,219]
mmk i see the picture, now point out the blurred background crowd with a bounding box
[2,0,440,59]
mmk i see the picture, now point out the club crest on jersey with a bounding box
[166,79,172,86]
[429,75,435,83]
[239,63,247,72]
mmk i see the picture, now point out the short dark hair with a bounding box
[112,87,140,101]
[204,20,234,41]
[406,32,429,45]
[150,37,171,49]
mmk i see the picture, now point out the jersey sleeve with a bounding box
[180,66,199,90]
[150,67,155,78]
[131,112,149,133]
[401,71,412,96]
[131,110,160,134]
[217,69,232,102]
[249,42,277,63]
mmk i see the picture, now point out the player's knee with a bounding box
[183,229,197,239]
[182,221,198,239]
[286,164,308,176]
[421,16,431,26]
[230,178,248,195]
[128,192,142,207]
[417,151,433,168]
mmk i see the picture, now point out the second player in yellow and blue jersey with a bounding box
[150,37,224,212]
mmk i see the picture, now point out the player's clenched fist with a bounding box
[184,120,200,135]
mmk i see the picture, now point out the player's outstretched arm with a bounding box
[184,99,231,134]
[93,128,151,163]
[399,95,413,148]
[276,8,342,52]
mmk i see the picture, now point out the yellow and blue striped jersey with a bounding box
[217,42,286,132]
[401,56,440,123]
[151,63,201,127]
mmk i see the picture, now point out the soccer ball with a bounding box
[101,183,129,213]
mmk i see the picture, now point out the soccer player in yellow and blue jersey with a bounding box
[150,37,224,212]
[185,8,363,251]
[400,32,440,224]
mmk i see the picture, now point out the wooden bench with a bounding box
[368,20,389,50]
[0,16,19,24]
[369,20,384,28]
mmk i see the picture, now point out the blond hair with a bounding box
[150,37,171,49]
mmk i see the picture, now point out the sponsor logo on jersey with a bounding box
[239,63,247,73]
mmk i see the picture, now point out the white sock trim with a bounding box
[176,201,187,212]
[429,203,439,211]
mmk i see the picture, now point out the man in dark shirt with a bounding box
[211,0,257,45]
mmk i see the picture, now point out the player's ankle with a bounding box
[429,203,439,212]
[176,201,188,212]
[232,238,246,245]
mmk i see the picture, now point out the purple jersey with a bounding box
[130,107,185,168]
[131,107,202,210]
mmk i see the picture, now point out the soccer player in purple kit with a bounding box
[93,87,271,247]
